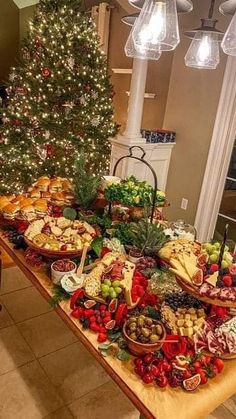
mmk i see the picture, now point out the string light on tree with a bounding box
[0,0,118,193]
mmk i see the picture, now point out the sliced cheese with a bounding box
[120,261,135,306]
[182,254,199,278]
[170,258,191,282]
[169,267,192,284]
[205,272,218,287]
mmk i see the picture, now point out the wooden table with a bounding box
[1,234,236,419]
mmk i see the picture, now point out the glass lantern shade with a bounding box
[184,31,220,69]
[131,0,180,52]
[221,11,236,56]
[125,26,162,60]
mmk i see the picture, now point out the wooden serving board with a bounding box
[175,276,236,308]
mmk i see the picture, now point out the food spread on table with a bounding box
[1,172,236,394]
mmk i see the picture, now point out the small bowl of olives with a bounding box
[123,315,166,356]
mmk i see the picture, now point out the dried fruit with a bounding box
[84,300,97,309]
[183,373,201,391]
[192,269,203,286]
[105,319,116,330]
[108,298,118,313]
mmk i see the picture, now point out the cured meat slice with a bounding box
[199,282,212,296]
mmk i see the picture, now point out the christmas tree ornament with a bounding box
[37,147,47,160]
[46,144,54,158]
[67,57,75,69]
[42,68,51,77]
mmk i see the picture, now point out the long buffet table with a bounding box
[1,233,236,419]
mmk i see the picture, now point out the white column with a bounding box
[113,58,148,145]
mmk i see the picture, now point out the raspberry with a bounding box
[223,275,232,287]
[210,264,219,273]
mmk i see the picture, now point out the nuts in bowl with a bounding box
[123,315,166,355]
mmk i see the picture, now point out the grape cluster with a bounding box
[165,292,203,310]
[136,257,157,272]
[7,229,27,250]
[166,369,184,387]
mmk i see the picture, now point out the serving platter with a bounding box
[24,236,87,259]
[175,275,236,308]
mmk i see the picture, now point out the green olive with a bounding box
[141,327,150,338]
[129,324,137,332]
[156,325,163,336]
[145,318,153,326]
[150,334,160,343]
[128,317,136,324]
[130,333,137,341]
[137,318,145,327]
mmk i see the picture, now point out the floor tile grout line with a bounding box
[9,306,53,325]
[0,284,33,296]
[63,378,112,409]
[0,358,38,378]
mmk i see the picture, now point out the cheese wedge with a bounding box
[120,261,135,306]
[169,268,192,284]
[182,254,200,278]
[205,272,218,286]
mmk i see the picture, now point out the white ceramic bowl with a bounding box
[51,260,77,285]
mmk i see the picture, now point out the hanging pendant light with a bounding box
[184,0,224,69]
[131,0,180,53]
[124,14,162,60]
[221,10,236,55]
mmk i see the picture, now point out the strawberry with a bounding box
[97,333,107,343]
[90,322,100,332]
[214,358,224,373]
[223,275,232,287]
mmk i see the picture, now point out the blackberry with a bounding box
[221,268,230,275]
[216,279,224,288]
[80,318,90,329]
[232,276,236,287]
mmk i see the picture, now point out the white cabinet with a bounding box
[110,139,175,191]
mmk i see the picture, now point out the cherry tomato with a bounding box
[142,373,154,384]
[150,365,160,377]
[214,358,224,373]
[144,354,154,364]
[200,355,211,366]
[134,366,146,377]
[183,369,192,379]
[199,371,208,385]
[193,361,201,369]
[157,375,168,388]
[134,358,143,368]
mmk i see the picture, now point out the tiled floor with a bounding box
[0,266,235,419]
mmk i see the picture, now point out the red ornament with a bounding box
[46,144,54,158]
[12,119,22,126]
[42,68,51,78]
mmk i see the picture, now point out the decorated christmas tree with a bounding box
[0,0,118,193]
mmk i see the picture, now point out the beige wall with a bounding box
[163,0,230,224]
[20,5,35,41]
[0,0,19,83]
[109,3,173,131]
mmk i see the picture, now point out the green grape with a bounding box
[214,242,221,249]
[209,253,218,263]
[109,289,117,299]
[221,260,229,269]
[103,279,111,287]
[112,280,121,287]
[203,243,213,253]
[101,284,110,293]
[114,287,122,294]
[102,292,109,298]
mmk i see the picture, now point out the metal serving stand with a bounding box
[109,146,158,223]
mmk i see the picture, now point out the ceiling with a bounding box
[12,0,39,8]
